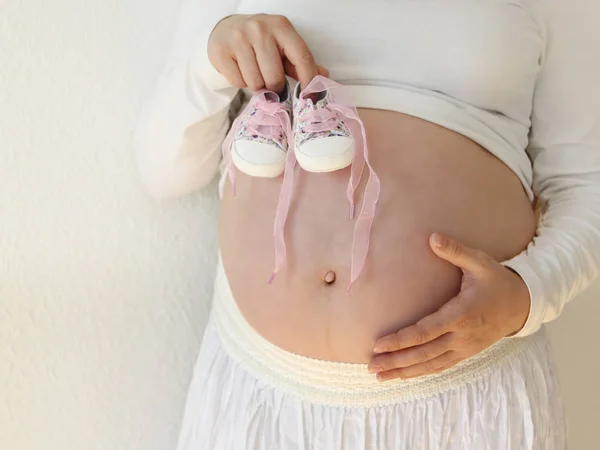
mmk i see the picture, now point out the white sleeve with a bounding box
[501,0,600,337]
[133,0,240,200]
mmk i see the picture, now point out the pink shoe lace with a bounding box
[269,76,381,294]
[222,90,292,195]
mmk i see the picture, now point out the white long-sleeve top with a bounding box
[134,0,600,338]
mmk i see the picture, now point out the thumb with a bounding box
[284,60,329,87]
[429,233,489,275]
[317,65,329,78]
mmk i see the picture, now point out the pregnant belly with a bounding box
[218,109,536,363]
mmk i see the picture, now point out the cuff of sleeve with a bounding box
[500,256,548,338]
[192,16,235,92]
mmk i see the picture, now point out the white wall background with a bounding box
[0,1,598,449]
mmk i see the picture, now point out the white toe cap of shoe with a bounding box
[295,136,354,172]
[232,140,286,178]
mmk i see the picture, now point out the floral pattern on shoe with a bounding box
[233,88,293,151]
[292,87,352,148]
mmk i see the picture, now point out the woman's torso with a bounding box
[217,0,543,363]
[219,109,537,363]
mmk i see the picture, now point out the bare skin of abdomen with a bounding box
[218,109,536,363]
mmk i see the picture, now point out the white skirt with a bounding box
[177,256,566,449]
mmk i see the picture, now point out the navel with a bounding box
[323,270,337,285]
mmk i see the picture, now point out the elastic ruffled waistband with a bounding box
[212,253,539,407]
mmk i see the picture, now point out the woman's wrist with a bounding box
[504,266,531,336]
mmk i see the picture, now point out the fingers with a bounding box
[369,333,453,373]
[375,351,462,381]
[373,308,453,354]
[235,44,265,91]
[273,25,319,89]
[283,59,297,81]
[255,37,286,92]
[317,65,330,78]
[216,57,246,88]
[429,233,492,275]
[209,14,325,92]
[285,61,329,83]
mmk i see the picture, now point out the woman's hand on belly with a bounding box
[368,232,531,381]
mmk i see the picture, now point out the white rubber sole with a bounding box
[295,144,354,173]
[231,144,285,178]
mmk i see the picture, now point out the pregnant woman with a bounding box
[135,1,600,448]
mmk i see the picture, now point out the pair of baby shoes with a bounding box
[224,77,355,179]
[221,75,380,294]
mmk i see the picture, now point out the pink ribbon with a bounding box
[269,76,381,294]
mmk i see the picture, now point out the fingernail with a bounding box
[373,346,386,353]
[368,365,381,374]
[431,233,446,248]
